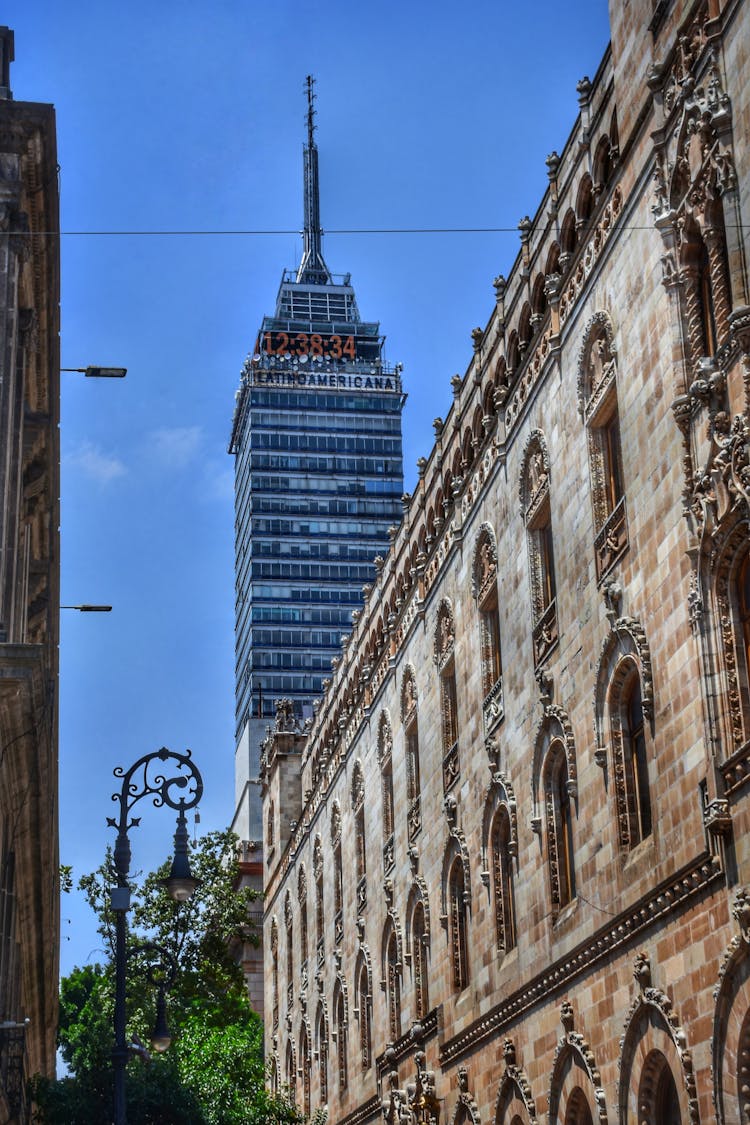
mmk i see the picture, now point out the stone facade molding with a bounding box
[471,521,498,604]
[494,1038,539,1124]
[548,1000,608,1124]
[577,309,617,422]
[617,952,699,1124]
[712,888,750,1123]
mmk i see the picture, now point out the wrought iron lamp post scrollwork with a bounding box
[108,747,203,1125]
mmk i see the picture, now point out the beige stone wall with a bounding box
[262,0,750,1121]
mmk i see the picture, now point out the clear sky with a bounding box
[7,1,611,979]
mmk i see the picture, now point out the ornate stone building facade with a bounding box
[261,0,750,1121]
[0,27,60,1123]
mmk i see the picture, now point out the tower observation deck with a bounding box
[229,78,405,855]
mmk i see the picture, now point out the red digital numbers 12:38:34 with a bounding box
[261,331,356,360]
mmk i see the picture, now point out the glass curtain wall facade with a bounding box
[230,80,405,848]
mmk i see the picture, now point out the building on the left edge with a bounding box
[0,26,60,1122]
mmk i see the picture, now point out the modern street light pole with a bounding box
[107,747,203,1125]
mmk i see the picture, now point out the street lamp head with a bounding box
[61,366,127,378]
[161,806,199,904]
[150,986,172,1053]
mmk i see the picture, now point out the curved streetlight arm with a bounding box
[107,746,203,888]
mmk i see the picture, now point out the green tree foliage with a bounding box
[34,830,303,1124]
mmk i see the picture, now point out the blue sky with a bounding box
[8,1,610,978]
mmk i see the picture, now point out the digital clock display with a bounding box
[260,330,357,360]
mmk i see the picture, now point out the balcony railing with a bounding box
[532,599,558,667]
[594,496,628,581]
[383,833,395,875]
[443,741,460,792]
[482,676,504,738]
[408,796,422,842]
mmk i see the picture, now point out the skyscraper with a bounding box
[229,80,405,998]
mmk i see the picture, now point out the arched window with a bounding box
[313,837,324,968]
[435,600,460,790]
[352,762,367,912]
[448,857,469,990]
[544,741,576,913]
[356,959,372,1069]
[379,715,395,873]
[332,805,344,946]
[565,1087,594,1125]
[578,314,627,581]
[560,208,577,270]
[315,1002,328,1104]
[299,1025,311,1117]
[402,667,422,841]
[334,987,347,1093]
[637,1051,682,1125]
[266,800,274,850]
[385,927,401,1042]
[412,900,429,1019]
[491,807,516,954]
[521,433,558,667]
[285,894,294,1009]
[297,867,308,976]
[621,669,652,846]
[271,918,279,1031]
[738,552,750,707]
[286,1039,296,1103]
[473,524,504,736]
[679,206,732,366]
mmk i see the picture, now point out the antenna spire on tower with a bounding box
[297,74,331,285]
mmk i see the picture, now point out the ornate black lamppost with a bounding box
[108,747,203,1125]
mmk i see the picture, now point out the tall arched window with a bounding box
[402,667,422,842]
[315,1002,328,1104]
[578,313,627,581]
[297,866,308,973]
[412,900,429,1019]
[491,807,516,954]
[313,837,324,969]
[678,206,732,367]
[285,894,294,1009]
[330,804,344,947]
[271,918,279,1031]
[544,742,576,913]
[379,715,395,874]
[566,1087,595,1125]
[356,959,372,1069]
[385,927,401,1042]
[435,600,460,790]
[286,1040,296,1104]
[299,1025,311,1117]
[334,987,347,1093]
[738,552,750,721]
[352,762,367,913]
[448,857,469,990]
[473,524,504,736]
[521,433,558,667]
[621,669,652,846]
[637,1050,682,1125]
